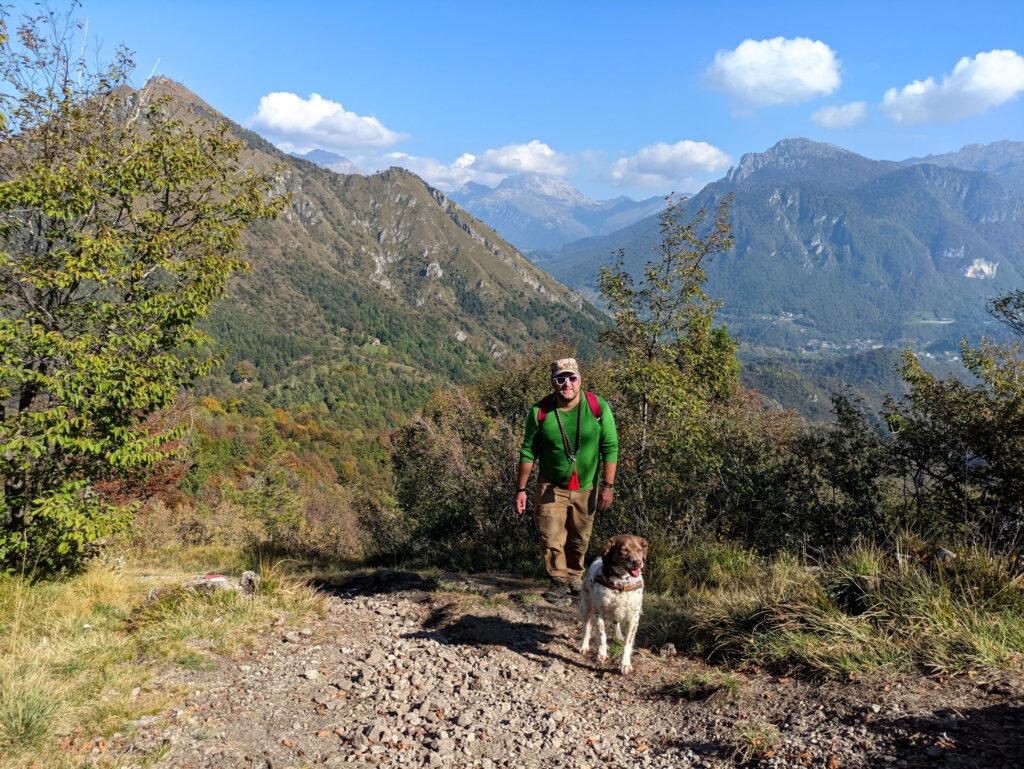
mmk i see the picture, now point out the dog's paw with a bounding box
[596,653,609,664]
[579,645,591,656]
[619,662,633,675]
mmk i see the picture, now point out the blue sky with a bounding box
[19,0,1024,199]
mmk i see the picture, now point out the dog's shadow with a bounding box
[403,604,607,673]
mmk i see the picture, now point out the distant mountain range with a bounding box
[153,79,607,427]
[533,138,1024,351]
[447,173,666,252]
[289,148,360,174]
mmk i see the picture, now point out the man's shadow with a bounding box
[403,603,605,673]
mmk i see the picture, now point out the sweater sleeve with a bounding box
[519,406,540,463]
[599,397,619,464]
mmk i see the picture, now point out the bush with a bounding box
[391,384,536,572]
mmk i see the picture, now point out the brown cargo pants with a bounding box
[533,479,598,579]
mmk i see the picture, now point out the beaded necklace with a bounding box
[552,398,583,490]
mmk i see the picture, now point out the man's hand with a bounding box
[597,485,614,511]
[515,490,528,515]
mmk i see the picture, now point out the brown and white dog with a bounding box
[578,534,648,674]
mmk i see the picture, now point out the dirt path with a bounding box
[117,570,1023,768]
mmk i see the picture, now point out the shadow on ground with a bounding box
[396,591,606,673]
[313,568,615,674]
[864,701,1024,769]
[312,568,543,600]
[312,568,441,598]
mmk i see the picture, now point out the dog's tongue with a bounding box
[629,568,641,578]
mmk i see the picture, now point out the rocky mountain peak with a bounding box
[448,173,665,251]
[726,138,896,189]
[729,138,858,182]
[492,173,591,206]
[291,149,360,175]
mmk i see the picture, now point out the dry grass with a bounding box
[641,538,1024,677]
[0,547,324,769]
[665,668,741,702]
[733,720,781,763]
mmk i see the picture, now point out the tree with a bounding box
[230,360,258,385]
[886,290,1024,544]
[0,5,283,572]
[597,194,738,531]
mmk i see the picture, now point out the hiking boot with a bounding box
[568,576,583,595]
[542,579,570,603]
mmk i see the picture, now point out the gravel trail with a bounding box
[118,570,1023,769]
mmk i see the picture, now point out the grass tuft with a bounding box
[0,666,62,752]
[665,669,740,702]
[733,720,781,763]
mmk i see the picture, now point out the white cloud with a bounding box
[811,101,868,129]
[366,140,570,191]
[610,140,732,188]
[250,92,407,152]
[474,140,571,176]
[880,49,1024,124]
[370,152,505,191]
[706,37,841,106]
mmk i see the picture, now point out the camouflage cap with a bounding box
[551,357,581,378]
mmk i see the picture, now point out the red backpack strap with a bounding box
[538,392,602,422]
[536,394,557,423]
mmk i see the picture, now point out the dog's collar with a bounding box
[595,573,644,592]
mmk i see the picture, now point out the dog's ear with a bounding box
[601,536,622,560]
[638,537,649,558]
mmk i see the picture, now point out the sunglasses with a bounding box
[553,374,579,385]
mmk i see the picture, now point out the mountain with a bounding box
[290,148,361,175]
[448,173,665,252]
[536,138,1024,351]
[152,79,608,428]
[903,140,1024,194]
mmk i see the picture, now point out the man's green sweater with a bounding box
[519,394,618,491]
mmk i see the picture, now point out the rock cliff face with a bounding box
[149,79,607,396]
[536,139,1024,350]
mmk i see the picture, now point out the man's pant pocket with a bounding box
[534,503,568,547]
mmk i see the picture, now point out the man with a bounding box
[515,358,618,602]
